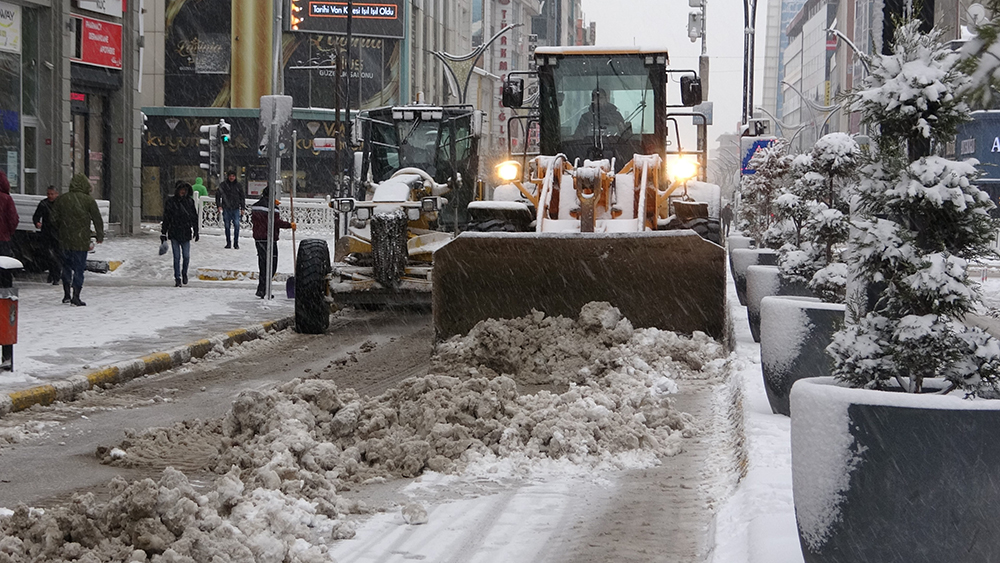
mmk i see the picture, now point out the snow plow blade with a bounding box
[432,231,726,340]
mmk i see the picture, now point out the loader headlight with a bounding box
[495,160,522,182]
[356,208,371,221]
[335,198,355,213]
[406,207,422,221]
[671,158,699,182]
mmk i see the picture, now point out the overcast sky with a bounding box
[579,0,766,148]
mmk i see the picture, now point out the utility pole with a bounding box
[265,0,283,300]
[742,0,758,125]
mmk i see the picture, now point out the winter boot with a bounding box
[70,287,86,307]
[62,282,71,304]
[175,278,182,287]
[182,272,188,285]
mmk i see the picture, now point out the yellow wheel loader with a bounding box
[294,105,483,333]
[433,47,727,340]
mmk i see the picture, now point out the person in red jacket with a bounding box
[250,187,295,298]
[0,171,20,287]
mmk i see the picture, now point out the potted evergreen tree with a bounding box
[790,21,1000,563]
[732,140,792,305]
[759,133,855,414]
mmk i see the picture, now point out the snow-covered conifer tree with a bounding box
[738,138,793,245]
[773,134,856,301]
[828,21,1000,394]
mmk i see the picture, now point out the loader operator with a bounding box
[574,88,628,139]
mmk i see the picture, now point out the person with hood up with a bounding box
[32,186,61,285]
[191,177,208,197]
[52,173,103,306]
[0,171,18,288]
[216,169,246,249]
[250,187,295,298]
[161,181,200,287]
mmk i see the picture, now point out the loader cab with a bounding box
[359,104,482,229]
[533,48,671,172]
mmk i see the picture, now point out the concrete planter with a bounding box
[745,265,813,342]
[760,296,845,416]
[791,377,1000,563]
[730,247,777,306]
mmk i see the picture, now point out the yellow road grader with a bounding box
[433,46,727,340]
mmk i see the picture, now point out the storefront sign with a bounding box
[71,15,123,69]
[288,0,404,38]
[0,2,21,54]
[75,0,123,18]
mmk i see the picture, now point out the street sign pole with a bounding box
[266,0,283,301]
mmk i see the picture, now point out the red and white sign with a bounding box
[312,137,337,151]
[71,15,122,69]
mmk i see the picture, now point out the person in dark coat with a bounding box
[721,203,734,237]
[575,88,628,139]
[216,169,246,249]
[162,181,200,287]
[251,187,294,298]
[33,186,62,285]
[0,171,18,289]
[52,173,103,306]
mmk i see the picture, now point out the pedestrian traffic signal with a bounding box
[219,121,231,144]
[199,124,219,176]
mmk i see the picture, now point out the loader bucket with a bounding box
[433,231,726,340]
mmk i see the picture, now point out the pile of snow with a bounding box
[1,302,728,562]
[0,467,354,563]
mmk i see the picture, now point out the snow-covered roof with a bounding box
[534,46,670,58]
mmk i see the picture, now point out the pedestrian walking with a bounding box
[721,202,734,238]
[216,169,246,249]
[0,171,18,288]
[191,177,208,197]
[161,181,200,287]
[32,185,61,285]
[52,173,103,306]
[251,187,295,298]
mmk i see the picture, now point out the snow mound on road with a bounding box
[2,302,727,562]
[0,467,350,563]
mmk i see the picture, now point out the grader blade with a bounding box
[432,231,726,340]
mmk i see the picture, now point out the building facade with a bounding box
[1,0,142,232]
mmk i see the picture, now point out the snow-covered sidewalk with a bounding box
[0,226,320,394]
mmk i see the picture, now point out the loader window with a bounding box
[399,120,439,177]
[549,55,657,167]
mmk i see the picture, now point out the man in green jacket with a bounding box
[52,174,104,306]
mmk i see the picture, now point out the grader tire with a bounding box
[295,238,332,334]
[371,210,409,289]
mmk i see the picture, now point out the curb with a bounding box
[196,268,290,282]
[0,316,295,418]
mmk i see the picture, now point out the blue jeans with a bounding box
[223,209,241,245]
[62,250,88,290]
[171,239,191,281]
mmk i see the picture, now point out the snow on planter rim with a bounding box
[760,296,823,375]
[790,376,1000,552]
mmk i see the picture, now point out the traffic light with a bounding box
[219,120,231,144]
[199,124,219,176]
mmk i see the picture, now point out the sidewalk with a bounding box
[0,226,323,397]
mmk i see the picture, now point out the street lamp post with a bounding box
[742,0,759,124]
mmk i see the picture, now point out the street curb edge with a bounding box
[0,316,295,418]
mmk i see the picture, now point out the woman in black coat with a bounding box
[162,181,200,287]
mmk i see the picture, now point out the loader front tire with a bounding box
[295,239,332,334]
[681,217,723,246]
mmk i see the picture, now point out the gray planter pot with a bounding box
[760,296,845,416]
[730,247,777,306]
[790,377,1000,563]
[745,265,813,342]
